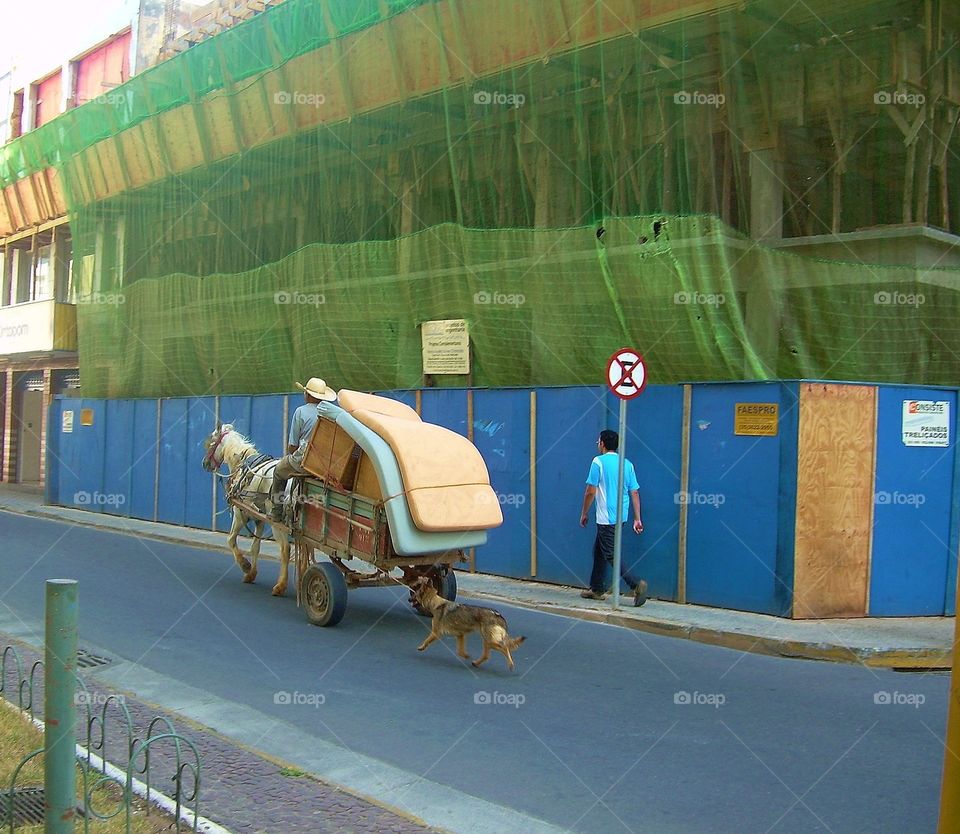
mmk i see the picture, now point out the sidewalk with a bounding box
[0,484,952,670]
[0,633,441,834]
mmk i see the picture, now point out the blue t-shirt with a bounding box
[586,453,639,524]
[289,403,320,451]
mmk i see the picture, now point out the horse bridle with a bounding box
[202,426,231,472]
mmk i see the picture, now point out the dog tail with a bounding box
[508,635,526,650]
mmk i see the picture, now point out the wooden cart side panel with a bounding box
[302,418,360,488]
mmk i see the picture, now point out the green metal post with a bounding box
[44,579,78,833]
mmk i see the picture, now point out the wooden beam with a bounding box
[178,64,216,165]
[212,40,248,151]
[744,5,820,47]
[322,5,357,121]
[263,24,299,135]
[379,0,410,101]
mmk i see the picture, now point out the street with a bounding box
[0,510,949,834]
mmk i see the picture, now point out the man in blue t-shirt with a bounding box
[578,429,647,606]
[269,377,337,520]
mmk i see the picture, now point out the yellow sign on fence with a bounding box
[734,403,778,436]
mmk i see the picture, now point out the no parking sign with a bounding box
[606,348,647,400]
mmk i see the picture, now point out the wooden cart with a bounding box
[291,477,463,627]
[250,391,500,627]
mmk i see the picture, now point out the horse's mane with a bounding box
[219,424,260,468]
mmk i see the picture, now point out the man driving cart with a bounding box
[270,377,337,520]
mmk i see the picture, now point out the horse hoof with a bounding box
[243,571,257,584]
[272,585,286,597]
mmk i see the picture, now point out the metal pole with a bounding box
[44,578,78,834]
[938,557,960,831]
[612,399,627,610]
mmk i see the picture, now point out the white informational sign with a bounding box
[902,400,950,447]
[422,319,470,375]
[0,299,57,354]
[62,411,74,433]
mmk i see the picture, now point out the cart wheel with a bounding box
[438,569,457,602]
[301,563,348,627]
[411,567,457,616]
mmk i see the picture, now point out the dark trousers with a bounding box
[589,523,640,593]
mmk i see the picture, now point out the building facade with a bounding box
[0,0,958,447]
[0,0,273,484]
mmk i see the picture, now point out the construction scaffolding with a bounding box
[0,0,958,396]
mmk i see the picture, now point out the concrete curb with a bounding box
[460,592,953,670]
[3,499,951,671]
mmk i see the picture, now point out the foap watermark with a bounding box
[76,291,125,306]
[474,290,525,307]
[674,491,725,508]
[478,492,527,508]
[674,690,726,708]
[874,290,924,307]
[674,90,725,108]
[875,491,926,508]
[674,291,725,307]
[474,691,526,708]
[75,691,125,707]
[274,90,326,107]
[874,90,925,108]
[93,92,128,106]
[874,691,925,708]
[275,290,326,307]
[473,90,525,108]
[74,491,126,508]
[274,690,325,708]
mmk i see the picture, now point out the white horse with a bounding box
[201,424,291,597]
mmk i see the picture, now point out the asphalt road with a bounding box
[0,511,950,834]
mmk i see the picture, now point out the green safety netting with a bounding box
[7,0,960,397]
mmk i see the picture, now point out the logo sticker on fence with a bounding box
[62,411,74,433]
[734,403,778,436]
[902,400,949,447]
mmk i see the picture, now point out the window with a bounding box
[0,72,11,144]
[32,244,52,301]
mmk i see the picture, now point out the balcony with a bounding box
[0,299,77,357]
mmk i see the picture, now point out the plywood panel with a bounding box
[793,383,876,618]
[354,453,383,501]
[116,129,153,186]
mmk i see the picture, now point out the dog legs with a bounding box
[471,643,492,667]
[417,632,440,652]
[456,634,470,660]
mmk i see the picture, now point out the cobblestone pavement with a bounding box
[1,635,441,834]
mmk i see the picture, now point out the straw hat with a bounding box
[296,377,337,401]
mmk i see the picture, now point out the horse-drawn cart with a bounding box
[206,390,503,626]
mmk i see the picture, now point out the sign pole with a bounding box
[605,347,647,612]
[612,397,627,610]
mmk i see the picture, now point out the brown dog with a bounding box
[411,577,526,671]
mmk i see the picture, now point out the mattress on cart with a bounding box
[337,390,420,421]
[320,402,488,555]
[335,393,503,533]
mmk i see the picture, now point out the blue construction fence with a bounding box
[45,382,960,617]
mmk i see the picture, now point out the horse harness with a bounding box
[225,450,275,503]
